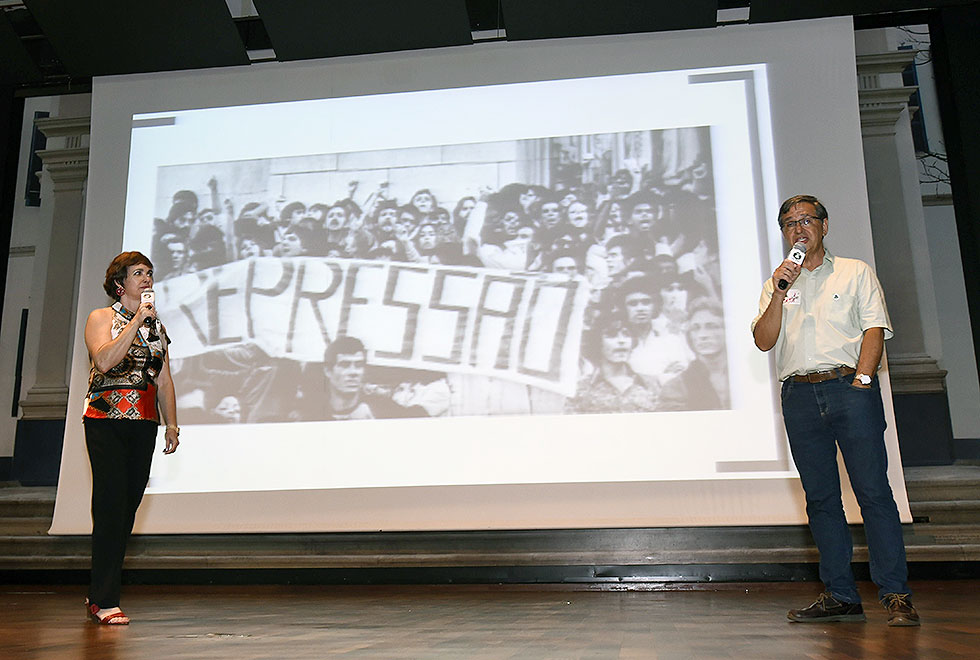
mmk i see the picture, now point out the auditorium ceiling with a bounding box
[0,0,972,94]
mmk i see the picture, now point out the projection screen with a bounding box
[51,16,912,533]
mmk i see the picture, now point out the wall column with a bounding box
[858,51,954,465]
[12,115,89,485]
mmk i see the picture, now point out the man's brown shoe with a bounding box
[787,592,866,622]
[882,593,920,626]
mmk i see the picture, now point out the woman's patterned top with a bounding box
[84,302,169,421]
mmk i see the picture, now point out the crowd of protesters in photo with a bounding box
[155,160,729,421]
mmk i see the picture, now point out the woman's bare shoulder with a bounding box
[86,306,115,326]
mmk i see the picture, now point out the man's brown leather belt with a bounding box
[790,366,856,383]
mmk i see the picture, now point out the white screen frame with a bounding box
[51,16,911,534]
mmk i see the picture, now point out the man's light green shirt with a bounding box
[751,251,893,381]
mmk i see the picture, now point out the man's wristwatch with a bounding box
[855,373,872,386]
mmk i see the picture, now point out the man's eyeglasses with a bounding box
[780,216,821,232]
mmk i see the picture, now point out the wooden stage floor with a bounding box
[1,580,976,659]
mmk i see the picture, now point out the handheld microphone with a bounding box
[777,242,807,290]
[140,289,155,326]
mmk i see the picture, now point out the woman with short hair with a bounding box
[82,251,179,625]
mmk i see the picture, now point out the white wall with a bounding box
[923,203,980,439]
[0,96,56,458]
[0,253,34,457]
[896,25,980,439]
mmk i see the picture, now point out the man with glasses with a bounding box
[751,194,919,627]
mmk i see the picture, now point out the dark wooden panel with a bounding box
[0,90,23,332]
[0,12,42,85]
[11,419,64,487]
[253,0,472,60]
[23,0,249,78]
[750,0,977,23]
[466,0,504,32]
[892,392,956,466]
[501,0,718,41]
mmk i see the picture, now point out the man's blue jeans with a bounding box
[781,373,910,603]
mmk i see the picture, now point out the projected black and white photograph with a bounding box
[148,127,726,425]
[98,63,795,498]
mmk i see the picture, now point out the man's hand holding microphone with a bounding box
[771,242,807,294]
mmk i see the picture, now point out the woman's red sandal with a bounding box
[87,601,130,625]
